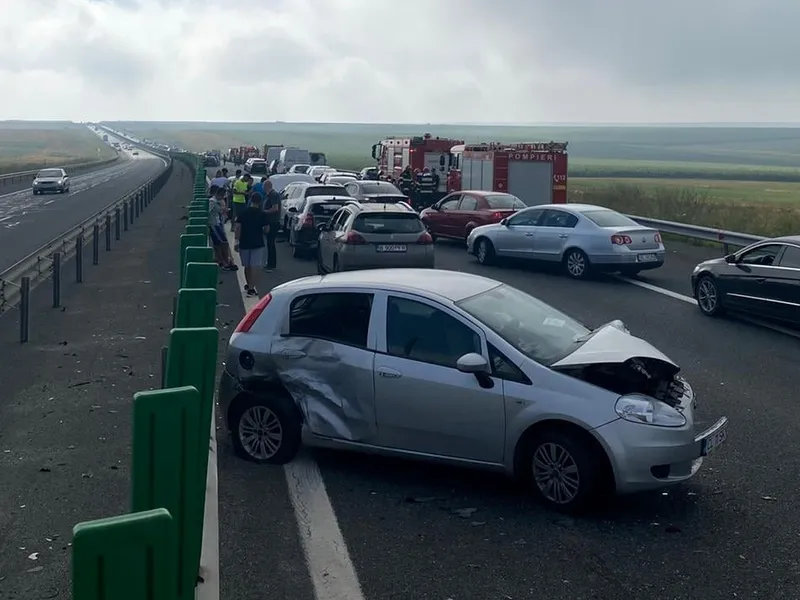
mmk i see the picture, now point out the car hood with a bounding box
[551,320,678,368]
[35,177,62,183]
[696,256,727,269]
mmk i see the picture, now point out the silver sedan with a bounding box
[218,269,727,513]
[466,203,666,279]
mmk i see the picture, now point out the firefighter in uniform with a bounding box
[399,166,415,200]
[416,167,436,209]
[430,167,441,203]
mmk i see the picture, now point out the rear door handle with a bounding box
[558,234,569,238]
[280,350,307,358]
[377,367,402,379]
[524,233,534,237]
[756,278,766,284]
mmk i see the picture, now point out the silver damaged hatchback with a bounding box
[218,269,728,513]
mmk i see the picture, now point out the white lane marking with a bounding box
[225,221,365,600]
[616,276,696,304]
[197,417,220,600]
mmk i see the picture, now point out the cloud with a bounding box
[0,0,798,123]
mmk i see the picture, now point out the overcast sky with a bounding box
[1,0,798,124]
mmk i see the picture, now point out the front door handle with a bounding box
[756,278,766,284]
[377,367,402,379]
[558,234,569,239]
[524,232,534,237]
[280,350,307,358]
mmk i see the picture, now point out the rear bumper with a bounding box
[590,251,665,271]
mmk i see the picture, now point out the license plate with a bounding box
[376,244,407,253]
[701,423,727,456]
[638,253,657,262]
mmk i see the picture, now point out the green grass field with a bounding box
[0,121,116,174]
[108,120,800,236]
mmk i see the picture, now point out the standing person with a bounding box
[252,176,266,200]
[417,167,435,209]
[208,186,237,271]
[430,167,441,202]
[261,180,281,271]
[231,170,249,222]
[209,169,227,190]
[234,193,270,297]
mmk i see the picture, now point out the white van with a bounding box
[278,148,311,173]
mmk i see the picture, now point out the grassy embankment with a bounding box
[112,123,800,237]
[0,122,116,175]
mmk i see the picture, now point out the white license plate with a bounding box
[638,253,658,262]
[701,424,727,456]
[376,244,407,253]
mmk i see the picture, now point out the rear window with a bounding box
[581,210,638,228]
[486,194,526,210]
[310,201,347,216]
[249,162,267,174]
[352,213,425,234]
[358,182,402,195]
[293,165,309,173]
[306,185,349,197]
[362,196,407,204]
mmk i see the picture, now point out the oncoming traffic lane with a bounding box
[205,167,800,599]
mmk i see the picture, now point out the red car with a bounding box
[420,191,527,242]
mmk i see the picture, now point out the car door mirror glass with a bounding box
[500,218,508,226]
[317,223,327,232]
[288,206,297,212]
[456,352,489,374]
[724,254,736,263]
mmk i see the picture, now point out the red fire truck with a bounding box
[371,133,464,193]
[447,141,568,205]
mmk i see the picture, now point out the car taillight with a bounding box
[417,231,434,244]
[611,234,632,245]
[491,212,504,220]
[654,232,662,243]
[234,293,273,333]
[301,214,314,228]
[344,231,366,244]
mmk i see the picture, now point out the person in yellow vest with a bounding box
[231,172,251,221]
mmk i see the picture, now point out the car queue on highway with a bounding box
[203,157,800,517]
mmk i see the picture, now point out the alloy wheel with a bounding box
[238,405,283,460]
[697,278,718,313]
[532,442,580,505]
[566,251,586,277]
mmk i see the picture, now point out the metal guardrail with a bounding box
[0,154,174,342]
[0,154,122,188]
[625,214,765,253]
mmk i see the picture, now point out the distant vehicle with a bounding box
[372,133,462,193]
[309,151,327,166]
[308,165,335,180]
[278,148,311,173]
[448,142,569,206]
[466,204,665,279]
[219,269,728,513]
[286,195,352,258]
[691,235,800,325]
[132,151,139,156]
[32,168,70,195]
[359,167,379,180]
[343,180,408,204]
[280,182,351,231]
[102,134,109,142]
[288,164,311,174]
[244,158,268,175]
[264,145,284,169]
[317,202,434,273]
[320,171,357,184]
[325,175,360,187]
[421,191,527,242]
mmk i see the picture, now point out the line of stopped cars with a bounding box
[229,181,800,512]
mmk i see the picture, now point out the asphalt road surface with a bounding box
[201,170,800,600]
[0,146,167,273]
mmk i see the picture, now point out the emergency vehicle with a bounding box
[447,142,568,205]
[371,133,464,193]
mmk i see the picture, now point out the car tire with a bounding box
[695,274,725,317]
[316,250,326,274]
[333,255,341,272]
[563,248,591,279]
[229,393,302,465]
[292,243,303,259]
[520,428,608,514]
[476,238,495,265]
[620,268,641,277]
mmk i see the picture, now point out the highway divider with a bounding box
[0,154,122,188]
[0,157,173,342]
[71,160,221,600]
[626,214,765,253]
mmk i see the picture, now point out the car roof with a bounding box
[770,235,800,245]
[353,203,414,213]
[459,190,517,197]
[306,195,351,203]
[275,269,501,303]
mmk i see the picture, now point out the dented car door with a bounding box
[271,290,379,442]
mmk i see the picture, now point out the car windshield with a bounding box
[38,169,62,178]
[306,185,348,197]
[580,209,638,228]
[358,182,401,195]
[457,284,590,366]
[352,213,424,234]
[310,200,347,215]
[293,165,309,173]
[485,194,526,209]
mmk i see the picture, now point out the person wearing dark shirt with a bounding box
[234,194,270,297]
[261,180,281,271]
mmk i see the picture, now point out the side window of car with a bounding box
[488,343,531,385]
[289,292,374,348]
[440,198,460,211]
[297,199,307,213]
[778,245,800,268]
[540,209,578,228]
[739,244,783,266]
[458,196,478,211]
[328,210,344,231]
[386,296,481,368]
[508,209,543,226]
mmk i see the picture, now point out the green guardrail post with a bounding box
[188,217,206,227]
[189,211,207,221]
[175,288,217,328]
[189,205,206,214]
[179,234,206,287]
[185,246,215,265]
[72,508,176,600]
[132,387,202,600]
[185,225,207,238]
[183,262,219,289]
[164,327,219,581]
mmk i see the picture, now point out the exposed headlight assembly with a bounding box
[615,394,686,427]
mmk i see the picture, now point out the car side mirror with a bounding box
[316,223,327,232]
[456,353,489,374]
[724,254,736,263]
[288,207,297,212]
[500,218,508,226]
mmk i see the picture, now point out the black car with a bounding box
[691,235,800,325]
[287,195,352,258]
